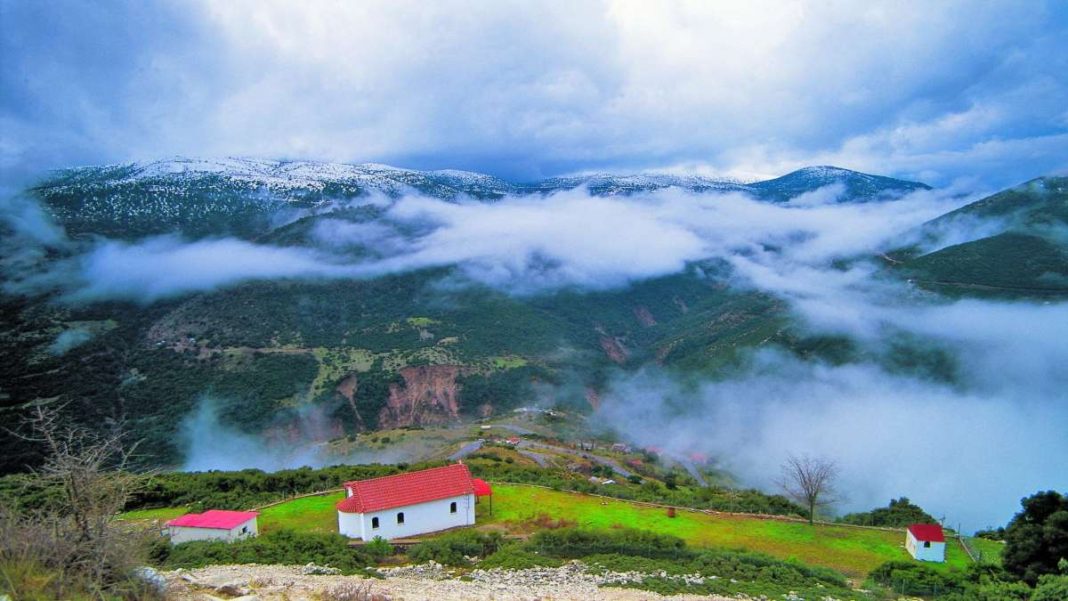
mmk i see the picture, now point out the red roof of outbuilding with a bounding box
[907,523,945,542]
[337,464,475,514]
[472,478,493,497]
[166,510,258,530]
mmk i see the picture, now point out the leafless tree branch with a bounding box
[778,453,838,525]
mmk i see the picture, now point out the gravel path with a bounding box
[161,563,737,601]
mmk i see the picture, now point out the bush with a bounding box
[939,580,1033,601]
[838,497,937,528]
[974,526,1006,541]
[407,531,503,566]
[870,560,964,596]
[528,528,690,560]
[363,536,394,562]
[477,546,563,570]
[160,529,370,574]
[321,581,392,601]
[1032,574,1068,601]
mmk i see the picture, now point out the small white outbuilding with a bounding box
[336,463,491,540]
[164,510,259,544]
[905,523,946,562]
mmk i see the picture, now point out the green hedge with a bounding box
[407,531,504,566]
[152,529,372,574]
[528,528,690,560]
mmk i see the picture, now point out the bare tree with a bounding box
[778,454,838,525]
[1,404,153,598]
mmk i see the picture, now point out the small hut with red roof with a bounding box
[905,523,946,562]
[165,510,259,544]
[336,463,492,540]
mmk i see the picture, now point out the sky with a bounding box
[2,0,1068,186]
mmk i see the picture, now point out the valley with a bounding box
[2,158,1067,533]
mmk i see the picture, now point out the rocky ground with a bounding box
[161,562,741,601]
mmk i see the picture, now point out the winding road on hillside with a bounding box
[518,440,635,478]
[494,423,537,435]
[448,439,484,460]
[516,448,552,467]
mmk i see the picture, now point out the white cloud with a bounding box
[12,183,976,303]
[597,352,1068,531]
[68,236,352,303]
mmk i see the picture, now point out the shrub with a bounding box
[938,580,1033,601]
[1032,574,1068,601]
[161,530,370,574]
[477,546,563,570]
[838,497,937,528]
[870,560,964,596]
[974,526,1006,541]
[321,581,392,601]
[528,528,690,560]
[363,536,394,562]
[407,531,503,566]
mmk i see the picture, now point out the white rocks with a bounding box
[162,563,738,601]
[300,562,341,576]
[134,566,169,593]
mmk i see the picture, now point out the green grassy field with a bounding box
[965,537,1005,565]
[250,484,992,579]
[258,491,346,533]
[481,485,993,578]
[119,483,999,581]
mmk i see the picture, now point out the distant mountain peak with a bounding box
[750,165,930,202]
[789,165,861,176]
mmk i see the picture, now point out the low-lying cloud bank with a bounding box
[4,184,981,302]
[178,398,425,472]
[597,344,1068,532]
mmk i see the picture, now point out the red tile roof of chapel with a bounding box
[337,463,475,514]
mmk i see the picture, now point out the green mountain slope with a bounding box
[896,176,1068,297]
[924,176,1068,228]
[1,259,842,472]
[903,233,1068,293]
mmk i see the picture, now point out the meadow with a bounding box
[218,483,996,579]
[482,484,980,578]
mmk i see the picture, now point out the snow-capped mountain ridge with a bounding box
[31,157,932,239]
[41,157,929,199]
